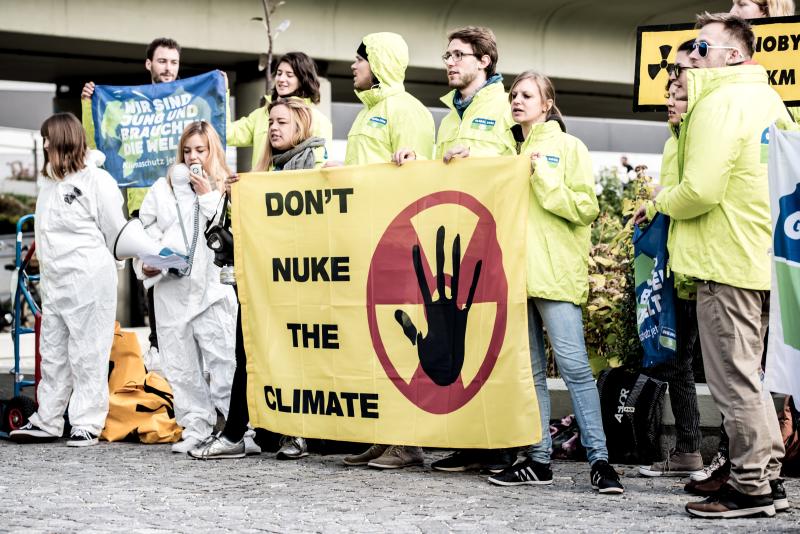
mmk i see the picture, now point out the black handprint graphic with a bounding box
[394,225,482,386]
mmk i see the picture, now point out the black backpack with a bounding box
[596,367,667,464]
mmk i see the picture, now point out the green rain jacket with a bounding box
[436,82,516,158]
[518,120,599,305]
[657,124,696,300]
[344,33,435,165]
[227,95,332,169]
[654,64,792,290]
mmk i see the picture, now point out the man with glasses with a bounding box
[636,12,790,519]
[394,26,516,473]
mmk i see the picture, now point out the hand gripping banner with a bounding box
[634,16,800,112]
[766,122,800,402]
[233,156,541,448]
[91,71,226,188]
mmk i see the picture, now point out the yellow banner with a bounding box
[635,16,800,111]
[232,156,541,448]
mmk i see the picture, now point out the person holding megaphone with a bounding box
[133,121,237,454]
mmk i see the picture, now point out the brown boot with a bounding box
[342,444,388,466]
[685,458,731,495]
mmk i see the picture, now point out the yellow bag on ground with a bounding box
[101,322,182,443]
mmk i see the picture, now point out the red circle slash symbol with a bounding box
[366,191,508,414]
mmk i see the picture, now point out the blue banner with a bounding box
[633,213,677,368]
[91,71,226,188]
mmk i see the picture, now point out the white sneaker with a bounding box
[171,436,203,454]
[9,422,59,443]
[244,435,262,455]
[66,428,99,447]
[143,345,162,375]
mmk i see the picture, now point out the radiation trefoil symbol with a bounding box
[648,44,673,80]
[366,191,508,415]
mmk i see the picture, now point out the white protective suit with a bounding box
[136,168,236,441]
[31,150,126,436]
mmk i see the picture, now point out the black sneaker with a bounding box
[770,478,789,512]
[590,460,624,494]
[66,428,99,447]
[686,484,775,518]
[431,450,482,472]
[488,458,553,486]
[9,422,58,443]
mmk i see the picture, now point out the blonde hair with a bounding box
[173,121,230,190]
[752,0,796,16]
[508,70,566,133]
[254,98,314,172]
[40,113,87,180]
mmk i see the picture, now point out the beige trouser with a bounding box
[696,281,785,496]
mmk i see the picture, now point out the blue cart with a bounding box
[0,214,40,436]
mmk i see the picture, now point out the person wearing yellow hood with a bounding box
[342,32,434,166]
[635,13,790,519]
[340,32,434,470]
[638,41,707,482]
[226,52,332,170]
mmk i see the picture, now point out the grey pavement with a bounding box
[0,442,797,533]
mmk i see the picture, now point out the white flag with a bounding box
[765,123,800,402]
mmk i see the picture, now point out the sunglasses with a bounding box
[692,40,741,58]
[666,63,692,79]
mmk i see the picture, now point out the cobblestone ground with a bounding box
[0,442,797,533]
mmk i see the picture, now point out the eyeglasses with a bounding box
[692,40,741,58]
[441,50,477,63]
[666,63,692,80]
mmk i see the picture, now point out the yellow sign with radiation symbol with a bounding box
[635,16,800,111]
[232,156,541,448]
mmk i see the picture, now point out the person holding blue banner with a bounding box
[635,12,789,518]
[135,121,237,454]
[638,42,706,481]
[479,71,623,494]
[225,52,332,170]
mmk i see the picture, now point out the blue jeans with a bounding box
[526,298,608,466]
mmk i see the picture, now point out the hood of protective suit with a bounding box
[355,32,408,108]
[685,64,766,116]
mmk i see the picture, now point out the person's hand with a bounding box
[651,184,663,199]
[190,168,212,195]
[529,152,542,174]
[323,160,344,168]
[633,204,650,226]
[142,264,161,277]
[81,82,95,101]
[225,173,239,195]
[392,148,417,166]
[443,146,470,164]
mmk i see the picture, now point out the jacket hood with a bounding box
[685,64,768,115]
[354,32,408,108]
[363,32,408,88]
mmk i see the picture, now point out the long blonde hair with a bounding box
[173,121,230,190]
[254,99,314,172]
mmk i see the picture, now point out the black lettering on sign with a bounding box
[272,257,350,282]
[287,323,340,349]
[768,68,796,86]
[263,386,380,418]
[754,34,800,53]
[264,188,354,216]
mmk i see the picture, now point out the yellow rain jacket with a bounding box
[518,120,599,305]
[344,33,434,165]
[436,82,516,158]
[654,64,792,290]
[227,95,333,169]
